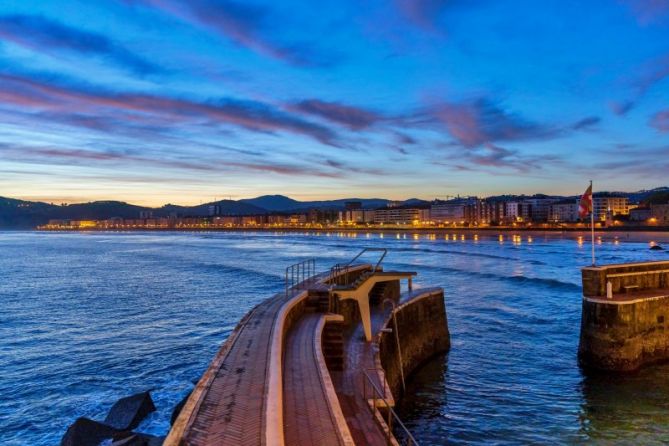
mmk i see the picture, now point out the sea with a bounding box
[1,230,669,445]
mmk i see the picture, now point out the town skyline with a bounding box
[0,1,668,206]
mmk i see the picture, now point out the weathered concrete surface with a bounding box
[579,260,669,372]
[378,289,450,399]
[578,294,669,372]
[582,260,669,297]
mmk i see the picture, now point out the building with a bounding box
[593,196,629,222]
[629,207,652,222]
[373,207,429,225]
[549,201,579,223]
[651,204,669,225]
[505,201,532,223]
[524,197,559,222]
[339,209,376,225]
[430,201,466,225]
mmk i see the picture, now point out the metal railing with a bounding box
[330,248,388,286]
[362,369,418,446]
[285,259,316,296]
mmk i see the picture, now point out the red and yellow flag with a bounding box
[578,184,593,218]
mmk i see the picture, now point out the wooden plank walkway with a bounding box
[182,291,287,446]
[283,314,345,446]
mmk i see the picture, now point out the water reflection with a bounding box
[579,366,669,444]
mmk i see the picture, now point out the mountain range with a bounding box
[1,188,667,229]
[0,195,394,228]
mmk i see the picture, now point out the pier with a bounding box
[579,260,669,372]
[165,249,449,445]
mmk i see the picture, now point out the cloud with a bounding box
[571,116,600,131]
[291,99,382,129]
[430,98,559,148]
[394,0,452,34]
[323,158,384,175]
[609,100,635,116]
[0,73,339,145]
[620,0,669,25]
[650,110,669,132]
[461,143,559,173]
[0,14,162,75]
[612,53,669,115]
[1,144,341,178]
[125,0,337,67]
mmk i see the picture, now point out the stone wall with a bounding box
[579,295,669,372]
[378,290,450,399]
[582,261,669,297]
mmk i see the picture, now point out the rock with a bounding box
[112,433,165,446]
[104,391,156,431]
[60,417,120,446]
[170,392,192,426]
[650,245,664,250]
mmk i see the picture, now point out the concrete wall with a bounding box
[582,261,669,297]
[377,289,450,399]
[579,295,669,372]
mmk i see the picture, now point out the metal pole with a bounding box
[590,180,595,266]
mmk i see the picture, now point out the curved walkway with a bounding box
[283,314,351,445]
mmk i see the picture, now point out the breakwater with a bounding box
[579,260,669,372]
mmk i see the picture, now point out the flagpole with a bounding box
[590,180,595,266]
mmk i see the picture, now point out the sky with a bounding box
[0,0,668,206]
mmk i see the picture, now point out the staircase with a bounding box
[322,320,344,371]
[306,289,330,313]
[369,281,388,305]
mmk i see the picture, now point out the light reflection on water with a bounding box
[1,230,668,445]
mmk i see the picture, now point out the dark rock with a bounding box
[112,433,164,446]
[104,391,156,431]
[650,245,664,250]
[170,391,192,426]
[60,417,120,446]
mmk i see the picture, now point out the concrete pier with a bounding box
[579,260,669,372]
[165,250,450,445]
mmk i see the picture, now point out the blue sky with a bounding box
[0,0,667,205]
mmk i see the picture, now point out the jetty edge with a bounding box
[165,248,450,445]
[579,260,669,372]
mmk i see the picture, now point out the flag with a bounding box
[579,183,593,218]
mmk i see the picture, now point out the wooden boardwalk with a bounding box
[283,314,346,446]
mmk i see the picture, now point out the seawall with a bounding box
[378,289,450,399]
[579,261,669,372]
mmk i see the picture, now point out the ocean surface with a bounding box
[1,230,669,445]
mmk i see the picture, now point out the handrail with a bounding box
[345,248,388,272]
[285,259,316,296]
[362,369,418,446]
[331,248,388,287]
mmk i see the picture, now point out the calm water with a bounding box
[1,230,669,445]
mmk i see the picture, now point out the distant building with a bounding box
[430,201,466,224]
[339,209,375,224]
[593,196,629,222]
[651,203,669,225]
[549,201,579,223]
[373,207,428,225]
[629,207,652,222]
[139,210,153,219]
[505,201,532,223]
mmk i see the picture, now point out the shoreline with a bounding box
[32,225,669,233]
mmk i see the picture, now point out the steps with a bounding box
[322,320,344,371]
[306,289,330,313]
[369,282,388,305]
